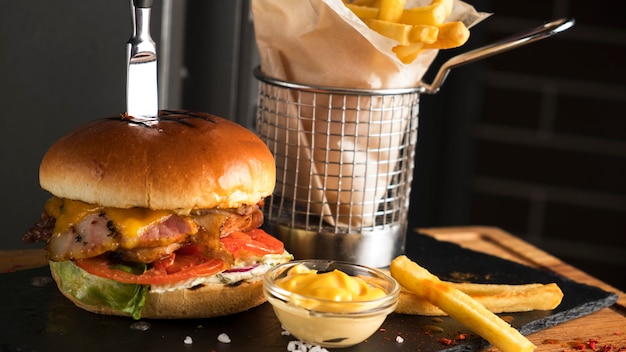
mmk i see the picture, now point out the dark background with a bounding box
[1,1,624,290]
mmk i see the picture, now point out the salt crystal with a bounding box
[286,340,328,352]
[183,336,193,345]
[30,276,53,287]
[217,333,231,343]
[129,321,151,331]
[396,335,405,343]
[287,340,300,351]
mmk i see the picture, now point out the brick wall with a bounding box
[467,1,626,290]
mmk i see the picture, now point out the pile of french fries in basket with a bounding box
[345,0,470,63]
[340,1,565,350]
[390,256,564,352]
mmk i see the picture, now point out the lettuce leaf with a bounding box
[50,261,149,320]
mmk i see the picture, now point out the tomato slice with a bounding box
[220,228,284,259]
[76,245,224,285]
[75,230,283,285]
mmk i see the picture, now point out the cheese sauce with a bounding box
[265,262,398,347]
[275,264,386,311]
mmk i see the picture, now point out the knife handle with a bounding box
[133,0,153,8]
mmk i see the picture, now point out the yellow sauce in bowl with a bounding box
[264,260,399,348]
[275,264,386,312]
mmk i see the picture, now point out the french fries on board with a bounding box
[397,282,564,316]
[344,0,469,63]
[390,255,536,352]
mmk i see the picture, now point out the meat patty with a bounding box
[22,212,55,244]
[46,212,119,261]
[23,203,265,263]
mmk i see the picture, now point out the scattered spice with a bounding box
[543,339,561,345]
[547,336,626,352]
[422,325,444,333]
[599,344,614,352]
[439,337,453,346]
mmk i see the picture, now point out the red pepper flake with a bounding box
[588,339,599,350]
[456,333,467,341]
[439,338,453,346]
[599,345,614,352]
[544,339,561,345]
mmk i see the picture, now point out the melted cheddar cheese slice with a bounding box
[45,197,180,246]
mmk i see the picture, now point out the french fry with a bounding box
[363,19,438,46]
[392,43,424,64]
[409,24,439,44]
[362,18,412,45]
[390,256,536,352]
[345,0,469,62]
[377,0,406,22]
[450,282,546,295]
[433,0,453,17]
[397,282,564,315]
[423,21,469,49]
[399,2,447,26]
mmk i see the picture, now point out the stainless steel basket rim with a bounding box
[253,66,425,96]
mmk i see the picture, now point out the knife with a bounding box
[126,0,158,124]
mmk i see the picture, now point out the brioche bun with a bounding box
[39,110,276,210]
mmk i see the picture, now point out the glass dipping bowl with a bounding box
[263,260,400,348]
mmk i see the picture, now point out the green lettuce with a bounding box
[50,261,149,320]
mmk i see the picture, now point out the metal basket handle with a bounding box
[421,18,575,94]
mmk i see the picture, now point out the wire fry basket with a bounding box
[253,19,574,267]
[255,68,423,267]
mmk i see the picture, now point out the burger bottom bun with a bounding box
[143,279,266,319]
[50,263,266,319]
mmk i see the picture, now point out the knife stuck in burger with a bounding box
[21,0,292,320]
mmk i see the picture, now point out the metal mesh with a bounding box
[255,73,420,238]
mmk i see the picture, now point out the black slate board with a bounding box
[0,232,618,352]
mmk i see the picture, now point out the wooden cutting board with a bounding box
[418,226,626,350]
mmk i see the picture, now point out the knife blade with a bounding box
[126,0,158,124]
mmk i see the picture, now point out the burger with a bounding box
[23,110,292,319]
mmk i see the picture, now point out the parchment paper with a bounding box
[252,0,489,228]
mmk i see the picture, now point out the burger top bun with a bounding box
[39,110,276,210]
